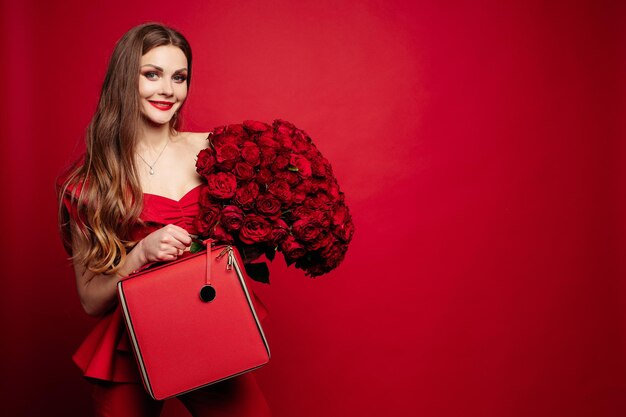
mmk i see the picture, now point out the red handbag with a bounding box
[117,242,271,400]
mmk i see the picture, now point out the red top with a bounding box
[61,184,269,382]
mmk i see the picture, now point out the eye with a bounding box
[173,73,188,83]
[143,71,159,80]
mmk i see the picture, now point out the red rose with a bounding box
[321,241,348,269]
[213,133,238,147]
[243,120,269,132]
[291,186,307,204]
[275,131,294,150]
[206,172,237,199]
[292,131,311,153]
[212,125,227,136]
[193,204,220,235]
[260,147,277,167]
[326,181,340,200]
[221,205,244,231]
[225,124,245,138]
[292,218,321,242]
[212,223,234,244]
[333,217,355,242]
[332,205,348,226]
[314,194,336,211]
[274,171,299,186]
[311,178,339,199]
[280,235,306,259]
[309,178,324,193]
[304,146,322,160]
[273,119,297,131]
[240,214,272,244]
[241,142,261,166]
[271,219,289,244]
[198,185,214,208]
[255,168,273,185]
[196,149,216,178]
[289,154,312,178]
[291,206,325,224]
[271,153,290,172]
[216,159,237,172]
[293,180,314,199]
[258,132,280,149]
[193,217,211,236]
[276,122,293,137]
[303,193,330,211]
[268,180,292,203]
[234,162,255,180]
[310,156,330,178]
[256,194,282,217]
[307,229,333,251]
[215,142,240,163]
[235,181,259,207]
[290,206,311,220]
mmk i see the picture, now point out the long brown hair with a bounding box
[58,23,193,274]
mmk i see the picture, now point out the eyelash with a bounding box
[143,71,187,83]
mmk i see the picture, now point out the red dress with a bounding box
[62,184,269,382]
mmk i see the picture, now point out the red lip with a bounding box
[149,101,174,111]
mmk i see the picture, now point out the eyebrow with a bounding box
[140,64,188,72]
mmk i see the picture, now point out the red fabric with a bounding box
[57,171,86,257]
[63,183,269,382]
[89,372,271,417]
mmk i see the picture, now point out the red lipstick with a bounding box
[149,101,174,111]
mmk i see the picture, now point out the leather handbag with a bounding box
[117,242,271,400]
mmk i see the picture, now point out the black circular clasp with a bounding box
[199,285,216,302]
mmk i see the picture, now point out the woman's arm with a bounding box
[72,224,192,316]
[73,239,147,316]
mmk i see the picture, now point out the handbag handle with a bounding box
[200,239,232,303]
[204,239,213,286]
[199,239,215,302]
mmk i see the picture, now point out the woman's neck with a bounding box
[137,120,173,151]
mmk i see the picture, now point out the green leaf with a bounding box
[287,165,299,172]
[190,241,206,253]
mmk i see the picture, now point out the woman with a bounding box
[57,23,271,417]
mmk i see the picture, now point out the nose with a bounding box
[159,78,174,96]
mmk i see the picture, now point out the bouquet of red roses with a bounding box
[193,119,354,281]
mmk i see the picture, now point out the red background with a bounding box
[1,1,625,416]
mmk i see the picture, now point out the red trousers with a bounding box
[89,373,272,417]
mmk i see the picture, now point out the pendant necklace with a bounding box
[137,138,169,175]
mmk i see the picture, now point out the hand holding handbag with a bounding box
[117,242,271,400]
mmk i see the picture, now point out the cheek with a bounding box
[138,79,156,98]
[177,85,188,101]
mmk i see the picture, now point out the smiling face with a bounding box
[138,45,189,126]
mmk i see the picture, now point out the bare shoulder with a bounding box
[178,131,213,154]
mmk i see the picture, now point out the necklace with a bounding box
[137,139,169,175]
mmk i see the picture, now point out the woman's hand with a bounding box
[138,224,192,263]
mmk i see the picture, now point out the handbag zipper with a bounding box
[215,245,234,270]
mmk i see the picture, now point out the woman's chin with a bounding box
[141,114,173,128]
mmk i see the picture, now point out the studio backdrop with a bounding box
[1,1,625,416]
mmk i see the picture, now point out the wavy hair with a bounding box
[57,23,193,274]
